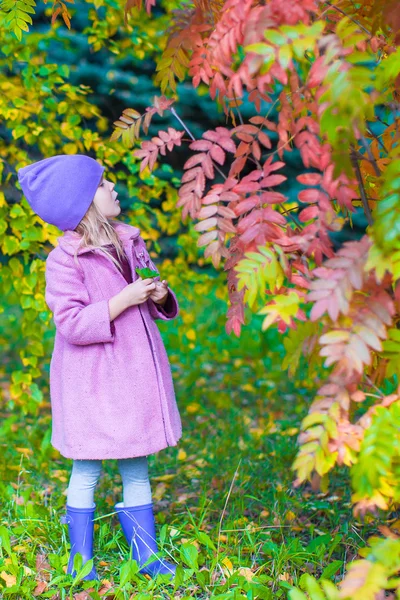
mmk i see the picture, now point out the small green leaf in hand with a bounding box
[135,267,159,279]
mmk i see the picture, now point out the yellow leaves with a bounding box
[221,556,234,575]
[1,563,32,588]
[235,243,285,309]
[15,447,33,456]
[240,383,255,392]
[186,402,201,414]
[237,567,255,581]
[152,473,175,482]
[258,291,301,330]
[339,559,387,600]
[284,427,299,437]
[319,330,350,344]
[154,46,189,94]
[63,142,78,154]
[177,448,187,460]
[153,482,167,501]
[2,235,20,255]
[51,469,68,483]
[0,571,16,587]
[285,510,296,522]
[367,243,400,283]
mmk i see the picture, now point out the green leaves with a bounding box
[135,267,159,279]
[235,244,286,310]
[179,542,199,570]
[119,558,139,586]
[0,0,36,40]
[372,158,400,254]
[70,553,95,583]
[0,526,12,556]
[289,573,340,600]
[351,402,400,507]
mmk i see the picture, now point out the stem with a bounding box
[232,90,244,125]
[170,105,227,180]
[323,1,372,36]
[350,147,373,226]
[366,126,388,154]
[360,134,381,176]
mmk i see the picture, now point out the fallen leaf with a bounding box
[186,402,201,414]
[74,592,91,600]
[0,571,16,587]
[221,557,234,575]
[153,482,167,501]
[237,567,254,581]
[36,552,51,581]
[33,581,47,596]
[177,449,187,460]
[285,511,296,522]
[15,447,33,456]
[378,525,399,539]
[152,473,175,482]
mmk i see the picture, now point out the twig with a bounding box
[232,90,244,126]
[366,126,388,154]
[360,134,381,176]
[323,1,372,36]
[350,146,373,226]
[170,105,227,181]
[364,375,386,398]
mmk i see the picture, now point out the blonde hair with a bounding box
[71,200,128,274]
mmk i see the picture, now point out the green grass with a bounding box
[0,276,386,598]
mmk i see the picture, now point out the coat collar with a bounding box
[57,221,141,256]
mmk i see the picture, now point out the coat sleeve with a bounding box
[45,249,115,345]
[147,288,179,321]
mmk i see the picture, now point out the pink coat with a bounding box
[44,221,182,460]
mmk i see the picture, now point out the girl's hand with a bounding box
[148,280,169,305]
[121,277,156,307]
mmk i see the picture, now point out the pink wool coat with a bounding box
[44,221,182,460]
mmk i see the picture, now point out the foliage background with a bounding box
[1,0,400,598]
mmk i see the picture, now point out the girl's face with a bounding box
[93,174,121,218]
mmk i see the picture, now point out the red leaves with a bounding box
[307,236,373,323]
[299,206,319,222]
[316,283,395,378]
[133,127,183,172]
[306,55,328,89]
[260,174,287,187]
[297,173,321,185]
[178,127,237,221]
[298,189,320,203]
[235,196,260,215]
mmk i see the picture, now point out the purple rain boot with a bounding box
[60,503,99,581]
[115,501,176,579]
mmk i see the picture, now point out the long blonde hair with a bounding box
[71,201,128,274]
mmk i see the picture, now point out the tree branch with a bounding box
[350,146,373,226]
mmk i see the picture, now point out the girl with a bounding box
[17,153,182,581]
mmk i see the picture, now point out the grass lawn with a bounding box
[0,276,385,599]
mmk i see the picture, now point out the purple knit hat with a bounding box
[17,154,105,231]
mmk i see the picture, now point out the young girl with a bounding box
[17,153,182,581]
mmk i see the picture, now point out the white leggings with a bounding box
[66,456,152,509]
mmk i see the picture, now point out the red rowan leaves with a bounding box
[307,236,372,322]
[133,128,184,173]
[109,3,400,550]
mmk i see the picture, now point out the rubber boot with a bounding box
[60,503,99,581]
[115,501,176,578]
